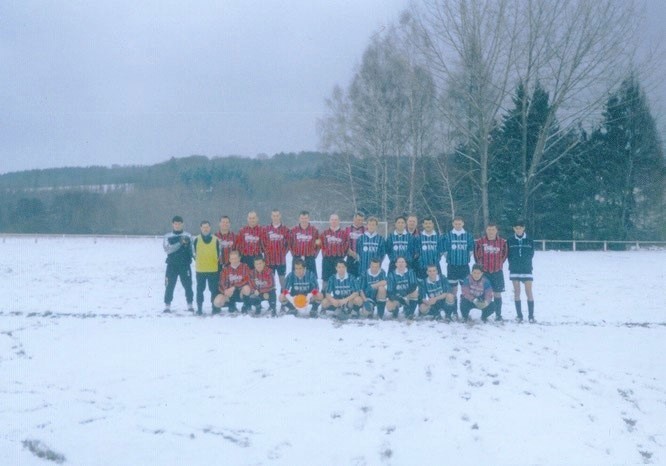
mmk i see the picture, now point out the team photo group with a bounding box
[163,210,536,323]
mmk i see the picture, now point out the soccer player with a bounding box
[356,216,386,274]
[320,213,350,293]
[321,259,363,319]
[406,214,419,238]
[415,216,444,279]
[386,256,419,319]
[460,264,495,322]
[261,209,290,290]
[419,264,456,321]
[192,220,221,315]
[345,212,366,277]
[213,250,252,313]
[289,211,320,277]
[248,256,277,316]
[360,257,387,318]
[507,219,536,323]
[386,216,417,273]
[441,216,475,317]
[474,223,508,321]
[235,211,263,269]
[215,215,236,269]
[162,215,194,313]
[279,258,322,317]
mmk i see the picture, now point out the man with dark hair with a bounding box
[215,215,236,268]
[419,264,456,321]
[163,215,194,313]
[460,264,495,322]
[386,256,419,319]
[415,216,443,279]
[508,219,536,322]
[441,216,475,318]
[474,223,508,321]
[360,257,388,319]
[248,256,277,316]
[356,217,386,275]
[386,216,417,274]
[289,210,320,277]
[192,220,221,315]
[345,212,366,277]
[261,209,290,289]
[321,259,363,319]
[279,258,322,317]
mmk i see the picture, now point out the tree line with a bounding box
[318,0,664,241]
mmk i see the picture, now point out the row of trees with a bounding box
[318,0,664,240]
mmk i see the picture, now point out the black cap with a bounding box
[172,215,184,223]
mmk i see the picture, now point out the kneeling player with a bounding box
[460,264,495,322]
[386,256,419,319]
[279,258,322,317]
[419,264,456,321]
[321,259,363,319]
[360,258,387,318]
[213,250,252,313]
[248,257,277,316]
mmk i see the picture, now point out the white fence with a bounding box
[1,234,665,251]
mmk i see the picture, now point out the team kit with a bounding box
[163,210,536,323]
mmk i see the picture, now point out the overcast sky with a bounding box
[1,0,664,174]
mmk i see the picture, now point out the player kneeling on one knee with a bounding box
[386,257,419,319]
[321,259,363,319]
[460,264,495,322]
[418,265,456,320]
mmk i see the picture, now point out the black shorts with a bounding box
[241,254,263,269]
[485,271,505,292]
[447,264,470,285]
[322,256,345,282]
[269,264,287,276]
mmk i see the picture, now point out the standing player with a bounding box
[356,216,386,274]
[386,216,417,273]
[321,259,363,319]
[215,215,236,269]
[320,213,350,293]
[235,211,263,269]
[279,258,322,317]
[289,211,320,277]
[406,214,419,238]
[261,209,290,290]
[415,216,444,279]
[192,220,221,315]
[442,216,475,318]
[418,264,456,320]
[360,257,388,319]
[474,222,508,321]
[386,257,419,319]
[507,220,536,323]
[460,264,495,322]
[163,215,194,313]
[248,256,277,316]
[345,212,366,277]
[214,250,252,313]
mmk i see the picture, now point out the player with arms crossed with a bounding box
[507,219,536,323]
[235,211,263,269]
[321,259,363,320]
[474,222,508,321]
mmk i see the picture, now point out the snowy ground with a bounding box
[1,236,665,465]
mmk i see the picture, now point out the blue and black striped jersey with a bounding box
[357,232,386,273]
[416,231,443,269]
[283,270,319,295]
[386,231,417,263]
[327,273,360,299]
[442,229,475,266]
[419,275,452,301]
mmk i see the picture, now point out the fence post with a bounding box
[541,240,546,251]
[603,241,607,251]
[573,241,576,252]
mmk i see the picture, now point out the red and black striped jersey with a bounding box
[215,231,236,266]
[250,266,275,293]
[235,225,263,257]
[346,225,365,253]
[474,236,508,273]
[320,227,349,257]
[219,263,251,291]
[261,224,290,266]
[289,224,320,257]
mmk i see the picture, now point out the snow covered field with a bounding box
[1,236,665,465]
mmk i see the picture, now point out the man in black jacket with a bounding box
[163,215,194,313]
[507,220,535,322]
